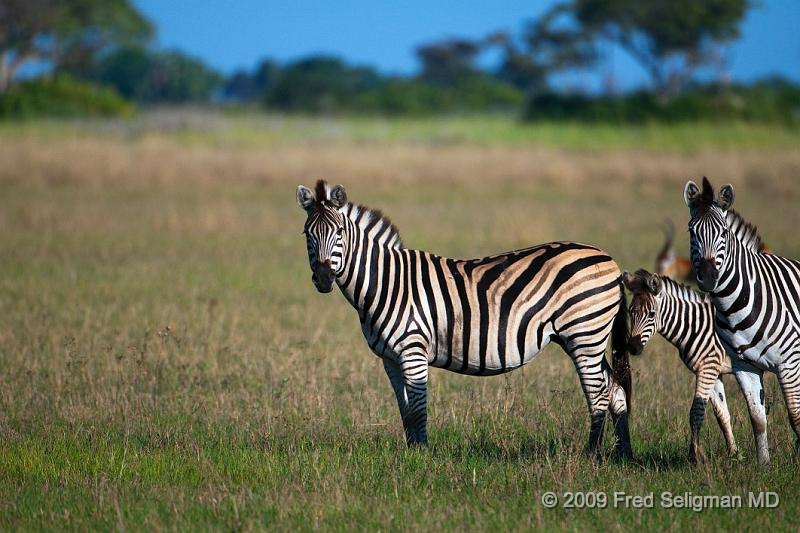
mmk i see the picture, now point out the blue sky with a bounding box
[134,0,799,90]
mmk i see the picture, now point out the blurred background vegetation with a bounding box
[0,0,798,123]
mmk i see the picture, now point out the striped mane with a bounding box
[310,179,404,250]
[726,209,765,253]
[659,274,710,305]
[628,269,708,305]
[346,203,404,250]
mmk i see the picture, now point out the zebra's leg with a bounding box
[688,393,709,465]
[777,356,800,450]
[734,367,770,466]
[687,368,719,464]
[608,381,633,460]
[708,379,738,457]
[382,359,412,444]
[398,351,430,447]
[571,350,612,462]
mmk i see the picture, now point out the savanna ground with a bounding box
[1,113,799,531]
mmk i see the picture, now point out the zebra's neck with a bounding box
[335,203,405,314]
[657,276,712,350]
[711,233,757,307]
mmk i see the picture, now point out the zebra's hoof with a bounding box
[584,447,605,464]
[612,451,634,463]
[688,448,706,466]
[611,444,634,462]
[730,449,746,462]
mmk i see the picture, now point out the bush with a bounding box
[0,76,134,119]
[348,78,522,116]
[262,58,524,116]
[523,81,800,124]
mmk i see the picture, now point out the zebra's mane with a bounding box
[346,203,404,250]
[659,275,710,305]
[726,209,765,254]
[627,269,708,305]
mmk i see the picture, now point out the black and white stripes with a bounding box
[622,270,737,463]
[684,177,800,465]
[297,180,633,460]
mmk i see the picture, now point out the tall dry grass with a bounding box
[1,136,799,192]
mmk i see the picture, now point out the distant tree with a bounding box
[486,32,553,94]
[92,45,152,99]
[523,4,598,75]
[484,10,598,95]
[536,0,751,96]
[223,70,256,102]
[0,0,152,91]
[142,50,222,102]
[93,46,221,103]
[416,38,482,86]
[223,59,280,102]
[494,45,548,94]
[265,56,381,112]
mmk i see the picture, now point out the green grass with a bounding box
[1,128,800,531]
[1,109,799,151]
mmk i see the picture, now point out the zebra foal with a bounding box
[622,269,738,463]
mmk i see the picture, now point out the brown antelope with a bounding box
[655,220,694,282]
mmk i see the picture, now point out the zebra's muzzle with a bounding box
[627,335,643,356]
[697,259,718,292]
[312,261,335,293]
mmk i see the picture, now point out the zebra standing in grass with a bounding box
[297,180,632,460]
[684,176,800,465]
[622,269,738,463]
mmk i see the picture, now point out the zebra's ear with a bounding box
[683,180,701,209]
[718,184,735,211]
[330,184,347,209]
[647,274,663,295]
[621,271,635,290]
[296,185,315,211]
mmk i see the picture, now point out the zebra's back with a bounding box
[405,241,622,375]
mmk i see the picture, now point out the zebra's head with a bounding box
[622,270,663,356]
[684,177,735,293]
[296,180,349,293]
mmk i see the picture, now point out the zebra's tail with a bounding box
[611,281,632,412]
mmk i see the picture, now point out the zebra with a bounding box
[684,176,800,465]
[655,217,769,284]
[297,180,632,460]
[622,269,738,463]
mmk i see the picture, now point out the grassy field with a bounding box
[2,109,800,151]
[1,114,800,530]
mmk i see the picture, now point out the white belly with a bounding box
[717,324,785,371]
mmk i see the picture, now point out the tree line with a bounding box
[1,0,798,122]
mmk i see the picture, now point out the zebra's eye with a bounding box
[648,311,656,318]
[337,226,344,235]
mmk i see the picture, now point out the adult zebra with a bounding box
[684,176,800,465]
[623,269,738,464]
[297,180,632,461]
